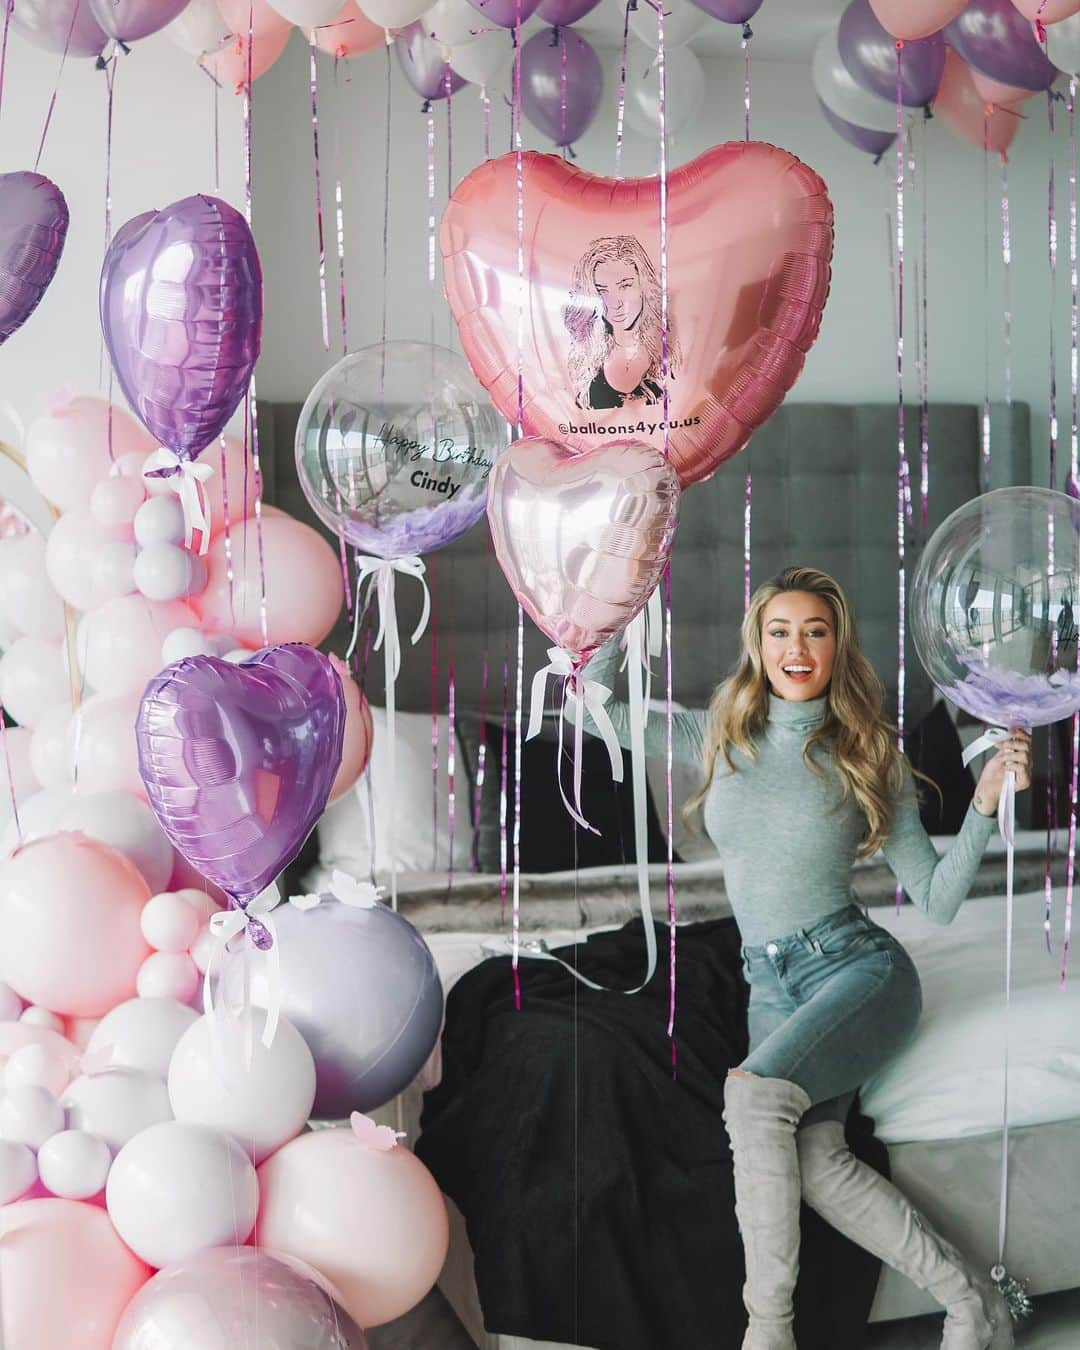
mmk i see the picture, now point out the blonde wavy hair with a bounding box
[684,566,906,857]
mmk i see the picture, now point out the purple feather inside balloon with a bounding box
[0,172,69,346]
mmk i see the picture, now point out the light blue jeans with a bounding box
[737,901,924,1128]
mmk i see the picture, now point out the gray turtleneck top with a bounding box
[584,644,996,947]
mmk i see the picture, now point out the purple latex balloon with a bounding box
[536,0,599,25]
[222,895,444,1119]
[100,194,262,460]
[89,0,191,42]
[136,644,345,903]
[464,0,542,29]
[945,0,1059,92]
[0,173,68,346]
[520,27,603,147]
[818,98,896,157]
[686,0,763,23]
[838,0,945,107]
[395,23,468,102]
[10,0,108,57]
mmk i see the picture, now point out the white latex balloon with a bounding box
[422,0,478,47]
[359,0,428,27]
[87,998,198,1080]
[447,27,509,85]
[163,0,231,53]
[54,792,175,896]
[92,539,138,600]
[62,1069,173,1154]
[4,1041,72,1096]
[1048,13,1080,76]
[133,543,197,602]
[19,1006,64,1034]
[0,980,23,1021]
[137,952,199,1003]
[168,1010,317,1164]
[133,496,186,549]
[0,1139,37,1204]
[812,28,897,134]
[0,636,69,729]
[629,0,706,51]
[161,626,213,665]
[623,44,705,139]
[0,787,70,859]
[0,1084,64,1148]
[29,704,74,789]
[141,893,202,953]
[190,927,215,974]
[37,1129,112,1199]
[107,1121,259,1268]
[268,0,342,21]
[0,533,65,641]
[0,726,40,825]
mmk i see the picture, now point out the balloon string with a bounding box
[212,73,221,194]
[243,6,269,649]
[499,639,510,913]
[98,53,117,395]
[0,0,13,123]
[308,35,330,351]
[472,537,494,872]
[482,84,491,160]
[220,435,236,630]
[918,115,929,532]
[381,41,392,348]
[995,773,1016,1276]
[1001,152,1012,414]
[511,0,524,1012]
[0,702,22,846]
[1047,88,1060,930]
[33,0,79,172]
[740,26,752,602]
[1065,76,1078,985]
[895,42,906,913]
[430,572,440,869]
[741,27,750,141]
[615,0,631,179]
[982,119,992,492]
[559,27,568,160]
[427,102,436,345]
[332,57,349,356]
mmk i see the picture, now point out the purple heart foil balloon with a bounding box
[100,194,263,459]
[136,644,345,906]
[395,24,468,103]
[0,173,69,346]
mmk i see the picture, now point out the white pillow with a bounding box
[317,708,472,879]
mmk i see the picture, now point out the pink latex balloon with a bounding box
[77,596,199,698]
[256,1126,450,1328]
[0,1200,151,1350]
[1011,0,1080,22]
[867,0,966,38]
[310,0,384,56]
[202,22,292,90]
[200,433,246,535]
[44,509,129,612]
[193,513,344,647]
[933,49,1020,154]
[488,437,680,667]
[0,1023,81,1085]
[25,395,156,515]
[90,475,146,529]
[442,144,834,488]
[218,0,293,32]
[69,692,144,798]
[328,654,373,801]
[0,834,151,1017]
[969,68,1037,108]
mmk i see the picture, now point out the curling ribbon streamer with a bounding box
[203,882,282,1061]
[142,450,214,553]
[346,555,432,911]
[1066,76,1078,985]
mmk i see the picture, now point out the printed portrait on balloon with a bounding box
[564,235,680,412]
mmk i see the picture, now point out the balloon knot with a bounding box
[549,24,559,45]
[895,39,904,51]
[420,98,432,113]
[627,0,638,11]
[566,142,578,159]
[741,21,752,40]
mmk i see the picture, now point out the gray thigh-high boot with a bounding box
[796,1121,1013,1350]
[723,1071,814,1350]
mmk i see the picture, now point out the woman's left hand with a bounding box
[973,730,1033,816]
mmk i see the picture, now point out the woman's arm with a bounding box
[577,641,707,766]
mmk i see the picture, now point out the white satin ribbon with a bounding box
[345,556,432,912]
[142,448,214,554]
[203,882,282,1060]
[620,585,663,714]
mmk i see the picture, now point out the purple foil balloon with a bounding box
[136,644,345,902]
[464,0,542,29]
[838,0,945,107]
[89,0,192,42]
[536,0,599,25]
[11,0,108,57]
[0,173,68,346]
[520,27,603,147]
[395,23,468,102]
[945,0,1059,92]
[100,194,262,460]
[686,0,763,23]
[222,895,444,1119]
[819,98,896,157]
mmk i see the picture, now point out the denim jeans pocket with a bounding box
[815,920,894,959]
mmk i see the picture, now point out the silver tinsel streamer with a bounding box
[990,1265,1035,1323]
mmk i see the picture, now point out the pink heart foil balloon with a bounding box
[487,437,680,667]
[0,173,69,346]
[441,144,833,488]
[136,644,345,903]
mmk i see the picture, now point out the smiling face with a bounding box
[593,258,644,333]
[760,590,837,702]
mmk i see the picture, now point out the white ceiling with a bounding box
[577,0,846,62]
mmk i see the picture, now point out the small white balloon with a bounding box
[87,998,199,1080]
[190,927,215,975]
[0,980,24,1021]
[629,0,706,50]
[160,626,213,665]
[0,786,70,860]
[268,0,341,22]
[134,543,196,603]
[176,887,221,920]
[4,1042,71,1096]
[92,539,138,600]
[19,1006,64,1034]
[0,1139,37,1204]
[90,476,145,529]
[137,952,199,1003]
[29,703,74,789]
[624,44,705,141]
[163,0,231,54]
[37,1128,112,1199]
[141,893,202,954]
[168,1010,317,1164]
[422,0,478,47]
[447,28,509,86]
[0,1083,65,1148]
[62,1069,173,1154]
[106,1120,259,1268]
[359,0,428,27]
[133,496,186,548]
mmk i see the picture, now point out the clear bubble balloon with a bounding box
[911,487,1080,729]
[295,341,504,560]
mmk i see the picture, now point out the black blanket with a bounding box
[417,917,889,1350]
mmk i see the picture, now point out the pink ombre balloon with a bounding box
[25,394,156,515]
[0,835,151,1016]
[201,22,292,90]
[218,0,293,32]
[487,437,680,667]
[933,49,1020,154]
[69,692,144,798]
[311,0,384,56]
[328,654,373,801]
[868,0,965,39]
[1011,0,1080,18]
[969,68,1036,108]
[77,595,199,697]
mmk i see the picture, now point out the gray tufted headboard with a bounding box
[256,400,1031,725]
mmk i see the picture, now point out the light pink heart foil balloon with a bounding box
[487,437,680,667]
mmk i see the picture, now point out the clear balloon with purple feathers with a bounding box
[911,487,1080,729]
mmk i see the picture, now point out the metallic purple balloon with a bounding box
[10,0,108,57]
[395,23,468,102]
[838,0,945,107]
[89,0,191,42]
[945,0,1059,92]
[819,97,897,157]
[520,27,603,148]
[223,896,444,1120]
[536,0,600,24]
[114,1247,368,1350]
[464,0,542,28]
[0,173,68,346]
[100,194,262,459]
[686,0,762,23]
[136,644,345,903]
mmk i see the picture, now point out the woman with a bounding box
[563,235,680,411]
[584,566,1030,1350]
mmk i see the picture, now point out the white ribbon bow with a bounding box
[290,868,383,911]
[203,882,282,1054]
[620,585,664,716]
[143,448,215,555]
[346,554,432,678]
[961,726,1017,848]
